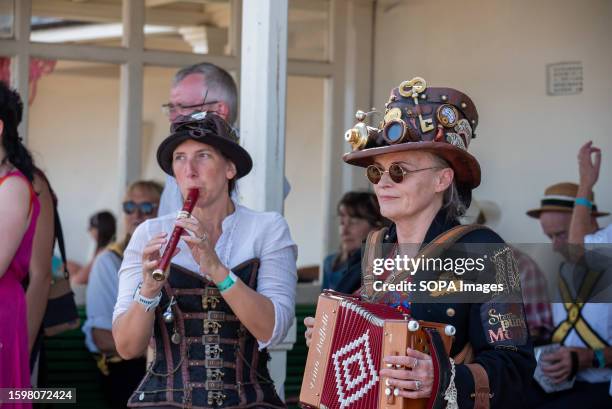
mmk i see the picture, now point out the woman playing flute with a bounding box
[112,113,297,408]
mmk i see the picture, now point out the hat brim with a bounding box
[343,141,481,189]
[157,131,253,178]
[526,205,610,219]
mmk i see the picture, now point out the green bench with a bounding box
[285,304,316,409]
[43,307,107,408]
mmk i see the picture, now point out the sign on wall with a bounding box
[546,61,583,96]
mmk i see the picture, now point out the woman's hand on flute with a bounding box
[140,232,177,297]
[176,217,227,283]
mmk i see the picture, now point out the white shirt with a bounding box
[83,250,122,353]
[551,303,612,383]
[112,202,298,350]
[585,224,612,244]
[158,175,292,217]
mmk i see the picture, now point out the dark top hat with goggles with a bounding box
[156,111,252,178]
[343,77,481,205]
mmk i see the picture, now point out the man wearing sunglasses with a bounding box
[83,180,163,408]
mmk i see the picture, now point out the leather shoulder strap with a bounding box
[466,363,491,409]
[360,227,388,301]
[379,224,491,292]
[422,224,490,257]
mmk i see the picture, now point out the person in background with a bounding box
[0,82,40,409]
[322,191,388,293]
[83,180,162,409]
[71,210,116,284]
[526,182,612,408]
[462,201,553,345]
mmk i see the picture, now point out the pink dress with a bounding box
[0,170,40,409]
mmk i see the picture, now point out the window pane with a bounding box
[288,0,330,61]
[285,75,325,270]
[0,0,14,39]
[28,60,121,270]
[30,0,124,46]
[144,0,233,56]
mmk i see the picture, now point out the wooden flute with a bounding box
[151,188,200,281]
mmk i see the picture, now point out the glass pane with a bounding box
[0,0,14,39]
[144,0,233,55]
[28,60,121,275]
[285,75,325,272]
[288,0,330,61]
[30,0,124,46]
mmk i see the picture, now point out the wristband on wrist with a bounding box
[217,271,238,293]
[593,349,606,368]
[575,197,593,209]
[133,283,162,312]
[569,351,579,379]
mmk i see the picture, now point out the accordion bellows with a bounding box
[300,293,454,409]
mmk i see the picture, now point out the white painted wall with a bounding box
[28,64,122,264]
[27,64,325,269]
[285,75,325,268]
[373,0,612,243]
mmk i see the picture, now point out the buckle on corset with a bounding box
[208,391,226,405]
[203,319,222,334]
[205,358,223,368]
[202,288,220,309]
[205,380,224,390]
[206,344,223,359]
[202,334,221,344]
[207,311,225,320]
[207,368,224,381]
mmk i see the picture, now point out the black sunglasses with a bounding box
[122,201,157,215]
[366,163,442,184]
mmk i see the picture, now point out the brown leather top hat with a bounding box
[526,182,609,218]
[343,77,481,189]
[157,112,252,178]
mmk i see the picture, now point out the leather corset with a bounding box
[128,258,285,408]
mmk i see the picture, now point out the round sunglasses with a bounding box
[366,163,442,184]
[122,201,158,215]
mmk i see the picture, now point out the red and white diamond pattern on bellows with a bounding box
[332,330,379,409]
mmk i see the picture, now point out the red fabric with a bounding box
[512,247,553,337]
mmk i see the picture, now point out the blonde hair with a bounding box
[126,180,163,202]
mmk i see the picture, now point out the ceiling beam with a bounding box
[32,0,210,26]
